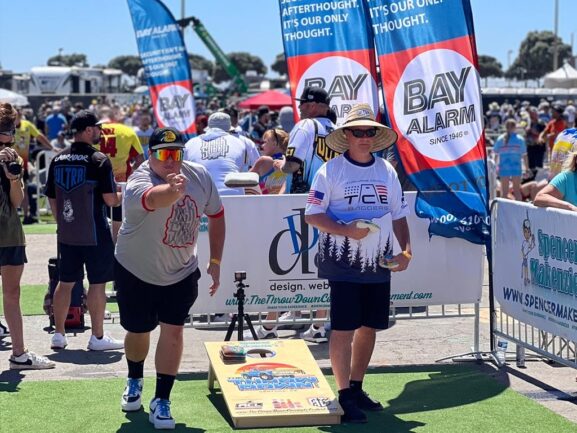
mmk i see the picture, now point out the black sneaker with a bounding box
[356,390,384,411]
[339,398,367,424]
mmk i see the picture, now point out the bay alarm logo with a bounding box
[155,84,195,132]
[295,56,378,125]
[393,49,482,162]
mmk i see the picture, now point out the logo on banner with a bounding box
[393,49,482,161]
[521,213,536,286]
[269,208,319,275]
[296,56,378,124]
[155,84,195,131]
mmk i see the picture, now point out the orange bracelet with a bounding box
[210,258,221,266]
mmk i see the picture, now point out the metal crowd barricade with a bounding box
[34,150,57,216]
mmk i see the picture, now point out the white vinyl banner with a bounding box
[191,193,483,314]
[493,199,577,341]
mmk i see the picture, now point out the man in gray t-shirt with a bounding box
[114,127,225,429]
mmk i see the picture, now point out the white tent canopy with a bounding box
[543,63,577,89]
[0,89,29,106]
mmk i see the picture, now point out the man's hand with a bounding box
[345,222,370,240]
[390,252,411,272]
[207,262,220,296]
[166,173,187,195]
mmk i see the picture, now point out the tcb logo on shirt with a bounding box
[200,138,230,160]
[344,183,388,206]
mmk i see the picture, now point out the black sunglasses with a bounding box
[345,128,377,138]
[0,141,14,148]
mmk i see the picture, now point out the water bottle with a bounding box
[496,339,508,365]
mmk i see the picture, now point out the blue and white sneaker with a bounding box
[149,398,175,430]
[121,378,143,412]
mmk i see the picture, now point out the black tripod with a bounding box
[225,277,258,341]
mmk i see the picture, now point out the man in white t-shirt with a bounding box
[184,112,258,195]
[305,104,411,424]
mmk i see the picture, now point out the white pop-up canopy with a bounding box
[543,63,577,89]
[0,88,29,106]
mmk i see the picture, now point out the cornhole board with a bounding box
[205,339,343,428]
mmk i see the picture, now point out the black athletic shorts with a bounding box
[111,205,123,222]
[0,246,27,267]
[329,280,391,331]
[58,236,114,284]
[115,260,200,333]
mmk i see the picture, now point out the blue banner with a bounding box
[368,0,489,244]
[279,0,379,125]
[127,0,196,136]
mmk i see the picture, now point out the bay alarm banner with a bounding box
[279,0,378,125]
[368,0,489,244]
[127,0,196,137]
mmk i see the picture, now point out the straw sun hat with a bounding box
[325,104,397,153]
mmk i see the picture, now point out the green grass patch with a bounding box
[0,284,119,316]
[22,223,57,235]
[0,365,575,432]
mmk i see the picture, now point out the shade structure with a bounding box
[0,89,29,106]
[238,90,292,110]
[543,63,577,89]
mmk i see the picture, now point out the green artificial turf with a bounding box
[0,365,575,433]
[0,284,119,316]
[22,222,57,235]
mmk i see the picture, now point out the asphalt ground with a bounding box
[1,233,577,425]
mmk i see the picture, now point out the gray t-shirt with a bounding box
[115,160,223,286]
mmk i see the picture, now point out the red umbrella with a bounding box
[238,90,292,110]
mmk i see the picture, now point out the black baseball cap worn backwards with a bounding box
[149,127,185,150]
[295,86,331,105]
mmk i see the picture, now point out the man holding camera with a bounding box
[115,127,225,429]
[0,102,54,370]
[45,110,123,352]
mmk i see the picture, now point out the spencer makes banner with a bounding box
[368,0,489,244]
[127,0,196,137]
[279,0,379,126]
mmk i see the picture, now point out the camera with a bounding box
[3,161,22,176]
[234,271,247,283]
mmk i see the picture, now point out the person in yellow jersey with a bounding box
[14,109,55,224]
[96,106,144,242]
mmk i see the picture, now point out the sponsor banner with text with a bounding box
[368,0,489,244]
[191,193,482,314]
[279,0,378,125]
[493,200,577,342]
[127,0,196,136]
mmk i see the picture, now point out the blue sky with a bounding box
[0,0,572,74]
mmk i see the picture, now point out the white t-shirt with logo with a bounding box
[184,129,255,195]
[115,160,222,286]
[305,152,409,283]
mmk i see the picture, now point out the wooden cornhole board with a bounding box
[205,339,343,428]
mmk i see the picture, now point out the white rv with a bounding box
[28,66,122,95]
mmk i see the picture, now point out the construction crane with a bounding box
[178,16,248,94]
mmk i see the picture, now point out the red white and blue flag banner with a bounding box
[127,0,196,137]
[368,0,489,244]
[279,0,378,125]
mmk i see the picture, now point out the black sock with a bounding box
[127,359,144,379]
[350,380,363,392]
[155,373,176,400]
[338,387,355,401]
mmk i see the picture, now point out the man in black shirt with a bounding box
[45,110,123,352]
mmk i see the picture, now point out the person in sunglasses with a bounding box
[45,110,123,353]
[115,127,225,429]
[304,103,412,424]
[0,102,54,370]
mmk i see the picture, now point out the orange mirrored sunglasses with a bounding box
[152,148,184,161]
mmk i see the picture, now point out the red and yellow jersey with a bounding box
[97,123,143,182]
[14,119,41,165]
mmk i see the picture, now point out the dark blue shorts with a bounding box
[58,235,114,284]
[111,205,123,222]
[115,260,200,333]
[329,280,391,331]
[0,246,27,267]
